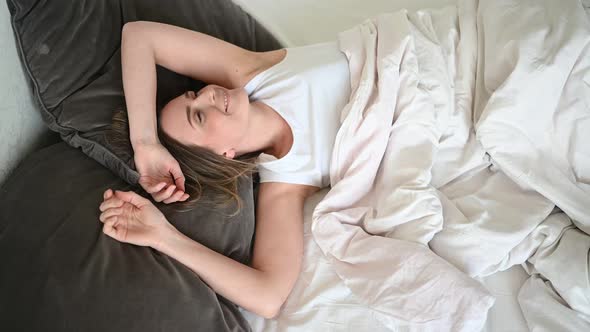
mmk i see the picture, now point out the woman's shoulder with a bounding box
[257,180,320,200]
[238,48,287,88]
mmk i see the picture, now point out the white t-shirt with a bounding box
[244,41,351,188]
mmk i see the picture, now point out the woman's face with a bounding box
[159,84,250,158]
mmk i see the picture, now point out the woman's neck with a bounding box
[235,100,291,159]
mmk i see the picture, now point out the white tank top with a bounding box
[243,40,351,188]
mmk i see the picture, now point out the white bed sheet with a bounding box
[241,189,530,332]
[232,1,536,331]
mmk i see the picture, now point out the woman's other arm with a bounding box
[121,22,159,147]
[155,182,318,319]
[120,21,261,148]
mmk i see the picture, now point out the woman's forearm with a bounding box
[121,23,160,148]
[154,226,282,319]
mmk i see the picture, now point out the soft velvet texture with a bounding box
[3,0,282,330]
[6,0,283,184]
[0,142,257,331]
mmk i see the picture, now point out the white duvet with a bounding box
[312,0,590,330]
[244,0,590,330]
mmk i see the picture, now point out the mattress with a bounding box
[231,0,533,331]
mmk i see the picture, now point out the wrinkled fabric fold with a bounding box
[311,2,494,331]
[311,0,590,330]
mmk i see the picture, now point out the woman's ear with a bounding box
[223,149,236,159]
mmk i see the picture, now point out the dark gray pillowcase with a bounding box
[3,0,281,330]
[7,0,283,184]
[0,142,256,332]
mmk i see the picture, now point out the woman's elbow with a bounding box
[258,296,285,320]
[258,305,280,320]
[122,21,136,35]
[257,279,296,319]
[121,21,154,40]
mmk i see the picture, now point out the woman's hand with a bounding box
[133,142,189,204]
[98,188,175,248]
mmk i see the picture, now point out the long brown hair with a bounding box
[108,107,261,216]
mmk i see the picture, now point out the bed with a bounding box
[232,0,590,331]
[240,187,530,332]
[1,0,588,331]
[234,0,522,330]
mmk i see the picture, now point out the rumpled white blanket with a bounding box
[311,0,590,331]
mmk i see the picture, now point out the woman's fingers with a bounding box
[162,191,190,204]
[170,165,186,192]
[99,207,123,222]
[114,190,151,208]
[154,182,168,193]
[103,189,114,200]
[162,189,186,204]
[102,217,115,233]
[102,216,122,241]
[153,184,176,202]
[139,177,167,194]
[99,195,124,212]
[150,186,168,201]
[103,216,118,228]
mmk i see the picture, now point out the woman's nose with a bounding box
[197,88,215,106]
[193,87,224,113]
[208,88,216,104]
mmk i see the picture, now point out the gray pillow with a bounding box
[0,142,256,331]
[7,0,283,184]
[3,0,282,330]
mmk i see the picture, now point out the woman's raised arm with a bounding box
[120,21,261,147]
[121,22,159,147]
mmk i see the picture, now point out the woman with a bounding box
[98,21,351,319]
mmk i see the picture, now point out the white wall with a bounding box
[0,1,57,187]
[232,0,455,47]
